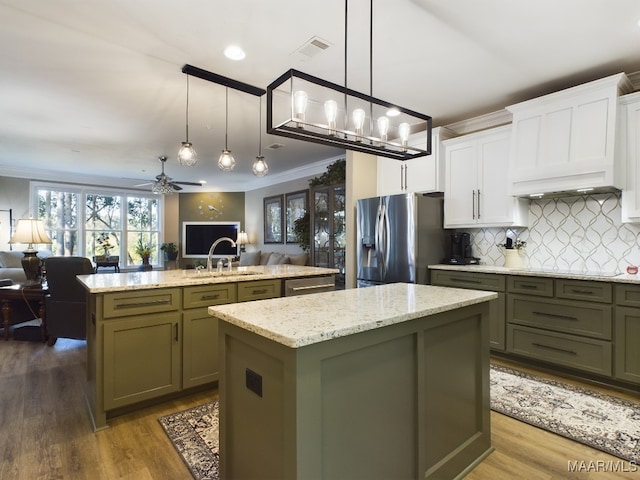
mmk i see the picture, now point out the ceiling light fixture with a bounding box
[218,87,236,172]
[224,45,246,61]
[177,74,198,166]
[266,0,432,161]
[253,97,269,177]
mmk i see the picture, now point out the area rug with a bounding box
[491,364,640,464]
[158,401,219,480]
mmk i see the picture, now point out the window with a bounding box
[33,182,163,268]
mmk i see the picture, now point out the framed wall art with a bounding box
[285,190,308,243]
[263,195,284,244]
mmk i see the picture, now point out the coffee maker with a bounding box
[447,232,479,265]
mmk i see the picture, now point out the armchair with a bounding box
[44,256,94,346]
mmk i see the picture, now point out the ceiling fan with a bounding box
[136,156,203,194]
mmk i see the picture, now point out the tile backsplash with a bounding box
[464,192,640,274]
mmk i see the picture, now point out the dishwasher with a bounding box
[284,275,336,296]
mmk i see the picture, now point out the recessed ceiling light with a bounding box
[199,180,207,184]
[224,45,246,61]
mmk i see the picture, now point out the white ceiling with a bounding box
[1,0,640,192]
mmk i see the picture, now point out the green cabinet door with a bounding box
[103,311,182,410]
[614,307,640,385]
[183,308,219,388]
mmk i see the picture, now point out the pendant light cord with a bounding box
[185,75,190,142]
[369,0,374,138]
[343,0,348,135]
[258,97,262,155]
[224,87,229,150]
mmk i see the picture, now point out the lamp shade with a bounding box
[10,218,52,251]
[237,231,249,245]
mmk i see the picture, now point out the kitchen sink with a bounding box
[182,270,262,279]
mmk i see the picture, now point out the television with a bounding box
[182,221,240,258]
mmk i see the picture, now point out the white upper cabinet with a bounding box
[506,73,632,196]
[620,92,640,222]
[377,126,454,195]
[444,125,528,228]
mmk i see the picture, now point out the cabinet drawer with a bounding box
[556,279,612,303]
[430,270,505,292]
[614,284,640,307]
[237,279,282,302]
[183,284,237,309]
[507,276,553,297]
[507,295,612,340]
[507,325,612,376]
[103,288,181,318]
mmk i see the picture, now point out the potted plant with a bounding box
[135,237,153,271]
[95,232,113,261]
[160,242,179,261]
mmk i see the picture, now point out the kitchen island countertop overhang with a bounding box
[208,282,498,348]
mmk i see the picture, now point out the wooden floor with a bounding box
[0,338,637,479]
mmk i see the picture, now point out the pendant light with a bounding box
[177,74,198,166]
[252,97,269,177]
[218,87,236,171]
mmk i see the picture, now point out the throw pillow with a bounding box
[0,251,24,268]
[287,253,308,266]
[239,250,261,266]
[259,252,272,265]
[267,252,287,265]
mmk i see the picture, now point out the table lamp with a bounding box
[9,218,52,287]
[237,231,249,253]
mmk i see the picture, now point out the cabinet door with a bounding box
[183,308,219,388]
[444,140,477,227]
[103,311,181,410]
[621,93,640,222]
[405,157,438,193]
[477,132,526,226]
[614,307,640,384]
[377,157,403,195]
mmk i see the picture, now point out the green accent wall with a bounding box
[178,192,245,224]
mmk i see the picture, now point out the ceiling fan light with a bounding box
[252,155,269,177]
[152,181,174,195]
[218,150,236,171]
[177,142,198,166]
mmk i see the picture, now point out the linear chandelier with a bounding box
[266,0,432,160]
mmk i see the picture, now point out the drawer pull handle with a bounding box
[174,323,179,342]
[532,311,578,321]
[451,277,482,284]
[252,288,268,295]
[570,289,593,295]
[201,294,220,300]
[114,298,171,309]
[291,284,331,292]
[519,284,539,289]
[532,342,577,356]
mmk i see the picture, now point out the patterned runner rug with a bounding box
[491,364,640,464]
[159,367,640,479]
[159,401,219,480]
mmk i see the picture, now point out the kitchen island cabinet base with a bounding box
[217,302,492,479]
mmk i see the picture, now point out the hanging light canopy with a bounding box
[177,74,198,166]
[266,0,432,160]
[253,97,269,177]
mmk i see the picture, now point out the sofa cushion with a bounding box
[0,251,24,268]
[259,252,272,265]
[267,252,288,265]
[239,250,261,266]
[286,253,308,266]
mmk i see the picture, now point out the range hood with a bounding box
[522,186,621,200]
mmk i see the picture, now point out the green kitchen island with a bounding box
[77,264,337,431]
[209,283,497,480]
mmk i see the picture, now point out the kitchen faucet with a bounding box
[207,237,237,273]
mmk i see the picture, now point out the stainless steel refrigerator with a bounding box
[357,193,446,286]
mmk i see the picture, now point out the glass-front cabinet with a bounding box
[311,183,345,288]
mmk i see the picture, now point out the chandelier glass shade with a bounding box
[266,69,432,160]
[178,75,198,166]
[151,180,175,194]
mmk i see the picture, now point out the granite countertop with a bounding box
[208,283,497,348]
[428,263,640,284]
[77,264,339,293]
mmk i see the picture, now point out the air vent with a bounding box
[290,36,331,61]
[266,143,285,150]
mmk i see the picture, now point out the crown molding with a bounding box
[442,109,512,136]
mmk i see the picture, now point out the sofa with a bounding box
[0,250,54,284]
[237,250,308,267]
